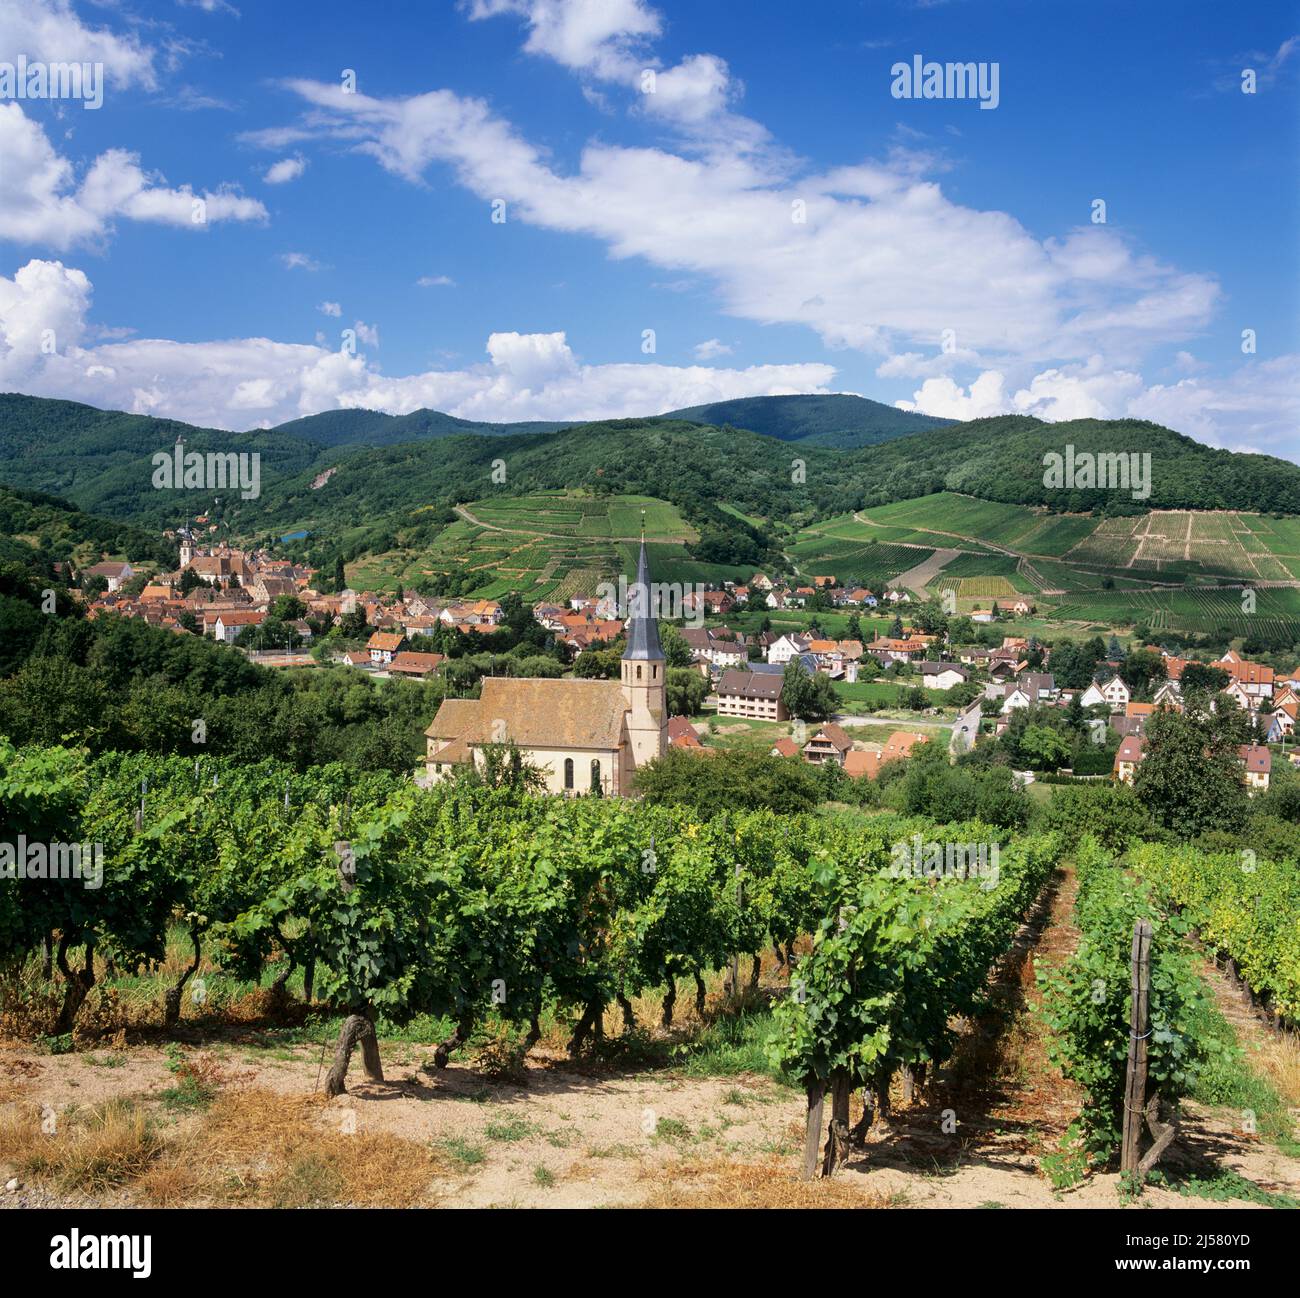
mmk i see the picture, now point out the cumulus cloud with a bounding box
[263,156,307,184]
[0,258,839,430]
[0,0,157,93]
[0,104,266,248]
[262,78,1218,383]
[317,301,341,316]
[693,338,732,360]
[897,357,1300,459]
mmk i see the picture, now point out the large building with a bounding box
[423,539,668,795]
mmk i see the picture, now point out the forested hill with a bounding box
[0,484,175,580]
[856,416,1300,514]
[268,407,574,447]
[3,394,1299,538]
[659,393,951,448]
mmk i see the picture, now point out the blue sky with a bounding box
[0,0,1296,459]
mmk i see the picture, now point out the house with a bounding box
[211,609,267,643]
[386,651,445,680]
[767,633,811,665]
[749,573,774,591]
[424,540,667,795]
[770,737,800,759]
[667,716,704,749]
[802,723,853,766]
[682,627,748,668]
[971,609,996,624]
[1239,744,1272,793]
[843,749,883,779]
[1011,599,1035,616]
[1152,679,1182,708]
[883,731,929,762]
[1113,735,1145,784]
[1220,653,1274,701]
[1000,682,1034,714]
[1019,672,1057,703]
[715,670,788,721]
[918,661,969,690]
[1266,699,1297,741]
[367,631,407,665]
[86,561,134,593]
[1081,674,1130,711]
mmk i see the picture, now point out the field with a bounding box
[1044,586,1300,639]
[783,495,1300,647]
[348,493,750,598]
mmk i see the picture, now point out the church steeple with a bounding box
[621,516,667,770]
[623,529,664,661]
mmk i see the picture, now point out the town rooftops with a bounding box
[716,669,783,700]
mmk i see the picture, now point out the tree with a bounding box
[846,612,862,641]
[1134,702,1250,838]
[889,614,904,638]
[781,660,839,722]
[658,623,694,667]
[333,556,347,592]
[666,667,709,717]
[1019,724,1071,771]
[1180,662,1229,696]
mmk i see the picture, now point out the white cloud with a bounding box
[465,0,660,81]
[0,0,157,93]
[693,338,732,361]
[317,300,341,316]
[0,104,265,248]
[0,258,839,430]
[268,79,1219,381]
[279,251,321,271]
[417,274,456,287]
[263,156,307,184]
[353,320,380,348]
[897,357,1300,460]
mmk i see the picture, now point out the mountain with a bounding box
[659,393,951,448]
[269,407,574,448]
[4,394,1300,547]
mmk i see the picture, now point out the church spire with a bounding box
[623,522,663,661]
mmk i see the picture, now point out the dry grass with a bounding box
[140,1090,444,1207]
[639,1156,889,1208]
[0,1099,162,1192]
[2,1088,446,1207]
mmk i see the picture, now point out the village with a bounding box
[66,526,1300,798]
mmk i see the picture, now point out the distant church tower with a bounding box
[621,531,668,768]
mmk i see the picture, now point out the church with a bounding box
[423,538,668,795]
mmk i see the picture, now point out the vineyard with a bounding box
[3,739,1297,1206]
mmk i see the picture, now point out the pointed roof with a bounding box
[623,535,664,661]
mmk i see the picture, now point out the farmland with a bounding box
[347,493,751,598]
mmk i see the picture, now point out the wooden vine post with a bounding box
[802,1081,825,1180]
[1120,919,1152,1177]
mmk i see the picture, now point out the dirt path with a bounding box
[888,547,960,594]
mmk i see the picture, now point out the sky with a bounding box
[0,0,1297,460]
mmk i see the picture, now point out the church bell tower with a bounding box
[621,529,668,768]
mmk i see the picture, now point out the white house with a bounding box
[767,633,810,665]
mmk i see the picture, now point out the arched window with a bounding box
[564,758,574,790]
[636,664,642,680]
[590,759,601,794]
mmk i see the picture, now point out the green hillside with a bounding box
[659,393,950,447]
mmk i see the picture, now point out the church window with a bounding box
[636,664,642,680]
[564,758,574,789]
